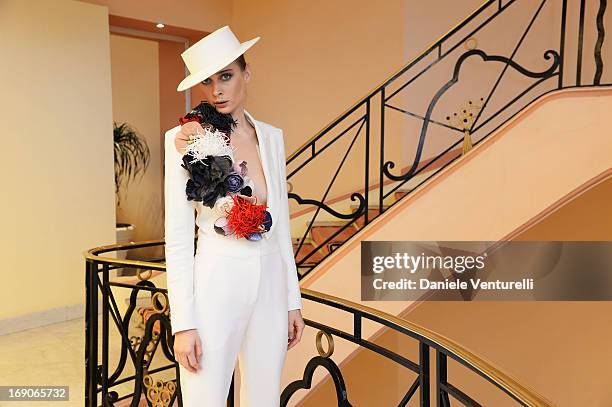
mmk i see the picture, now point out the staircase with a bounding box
[289,85,612,406]
[285,0,610,283]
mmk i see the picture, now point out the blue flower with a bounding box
[224,173,245,193]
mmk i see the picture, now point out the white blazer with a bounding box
[163,109,302,334]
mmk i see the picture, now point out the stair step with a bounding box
[289,187,416,271]
[349,203,391,211]
[311,220,348,227]
[310,223,359,253]
[293,240,326,265]
[393,187,415,200]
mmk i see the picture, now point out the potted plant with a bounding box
[114,121,150,262]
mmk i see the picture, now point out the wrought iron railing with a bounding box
[84,241,554,406]
[286,0,610,278]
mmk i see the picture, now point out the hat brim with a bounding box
[177,37,260,92]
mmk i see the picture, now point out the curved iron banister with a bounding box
[300,288,554,407]
[85,242,555,406]
[288,191,366,220]
[83,239,167,269]
[382,48,560,181]
[594,0,607,85]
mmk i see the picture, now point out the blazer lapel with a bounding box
[244,109,279,239]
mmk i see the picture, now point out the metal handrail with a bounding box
[300,287,554,406]
[84,244,555,406]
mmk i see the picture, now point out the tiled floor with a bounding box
[0,318,85,406]
[0,314,178,407]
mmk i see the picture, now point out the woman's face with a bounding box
[198,60,250,115]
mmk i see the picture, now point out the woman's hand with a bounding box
[174,122,205,154]
[288,309,305,350]
[180,121,205,139]
[173,329,202,373]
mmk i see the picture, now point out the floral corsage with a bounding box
[178,101,272,241]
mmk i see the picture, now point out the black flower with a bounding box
[182,153,233,208]
[180,101,237,134]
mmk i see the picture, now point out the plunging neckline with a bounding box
[232,113,269,207]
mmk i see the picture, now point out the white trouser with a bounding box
[178,235,289,406]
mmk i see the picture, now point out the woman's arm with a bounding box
[276,129,303,311]
[164,126,198,335]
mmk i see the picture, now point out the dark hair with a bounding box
[200,55,247,85]
[234,54,247,71]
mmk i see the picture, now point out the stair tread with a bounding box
[311,224,357,243]
[293,241,326,263]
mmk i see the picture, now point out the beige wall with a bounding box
[77,0,232,32]
[518,177,612,240]
[110,34,162,254]
[0,0,114,329]
[159,40,190,137]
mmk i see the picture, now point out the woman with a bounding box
[163,25,305,406]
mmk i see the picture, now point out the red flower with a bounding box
[179,116,200,125]
[226,195,267,238]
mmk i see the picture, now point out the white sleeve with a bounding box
[276,129,303,311]
[163,126,198,335]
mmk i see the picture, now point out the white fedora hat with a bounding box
[177,25,260,92]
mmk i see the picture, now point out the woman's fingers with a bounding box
[287,320,300,350]
[287,310,305,350]
[194,336,203,364]
[174,331,202,373]
[186,351,200,372]
[287,329,297,350]
[177,353,195,374]
[288,320,295,341]
[181,121,205,136]
[288,311,305,350]
[295,320,305,343]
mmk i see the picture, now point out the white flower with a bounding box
[212,195,235,217]
[184,126,235,162]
